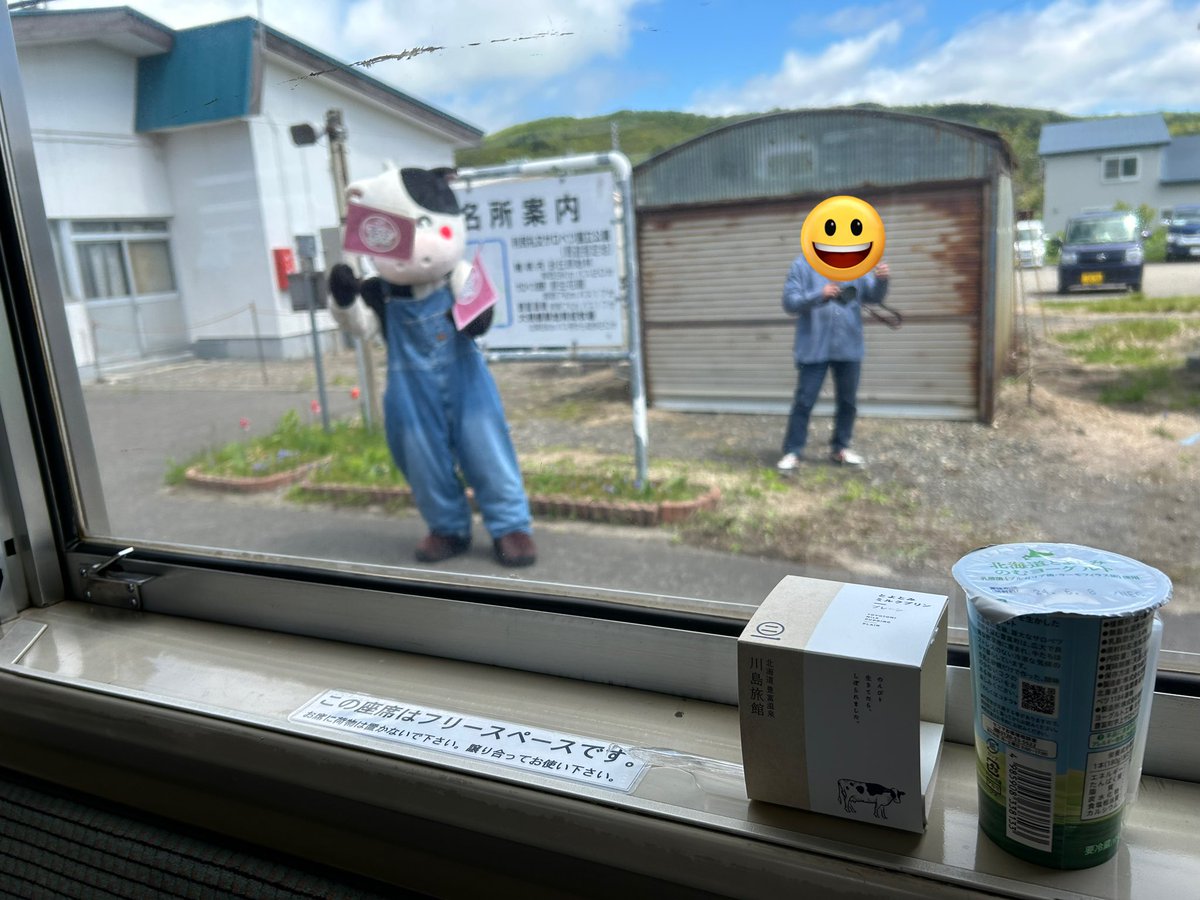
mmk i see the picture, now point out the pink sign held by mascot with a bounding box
[328,166,536,568]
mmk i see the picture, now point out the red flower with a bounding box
[310,399,321,415]
[350,386,361,400]
[239,417,250,431]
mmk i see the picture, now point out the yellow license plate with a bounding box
[1081,272,1104,285]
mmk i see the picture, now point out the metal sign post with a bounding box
[296,234,331,434]
[325,109,379,430]
[455,153,649,486]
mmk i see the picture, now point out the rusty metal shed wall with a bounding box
[639,184,983,417]
[633,108,1012,210]
[632,108,1014,423]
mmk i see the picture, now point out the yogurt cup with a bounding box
[952,543,1171,869]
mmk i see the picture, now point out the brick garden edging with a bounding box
[193,472,721,526]
[183,456,331,493]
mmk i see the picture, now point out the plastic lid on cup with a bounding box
[952,542,1172,623]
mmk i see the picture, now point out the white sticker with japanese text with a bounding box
[289,689,648,792]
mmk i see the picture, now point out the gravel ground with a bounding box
[98,310,1200,638]
[485,327,1200,633]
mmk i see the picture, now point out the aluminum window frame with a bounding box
[1100,152,1141,183]
[0,7,1197,794]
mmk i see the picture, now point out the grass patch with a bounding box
[1049,294,1200,314]
[1054,319,1186,368]
[172,409,386,482]
[176,416,709,504]
[174,412,391,487]
[1099,369,1176,405]
[523,457,705,502]
[833,477,914,509]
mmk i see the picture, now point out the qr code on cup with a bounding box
[1019,678,1059,718]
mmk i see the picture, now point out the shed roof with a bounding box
[1038,114,1169,157]
[633,108,1013,209]
[1161,134,1200,184]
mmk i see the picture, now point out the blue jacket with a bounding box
[781,255,889,364]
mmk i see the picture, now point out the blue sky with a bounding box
[49,0,1200,131]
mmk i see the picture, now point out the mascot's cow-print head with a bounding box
[345,166,466,287]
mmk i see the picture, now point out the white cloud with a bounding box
[818,1,925,35]
[690,21,903,116]
[43,0,649,128]
[691,0,1200,116]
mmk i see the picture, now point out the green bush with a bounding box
[1045,231,1063,264]
[1143,226,1167,263]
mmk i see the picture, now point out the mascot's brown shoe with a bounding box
[493,531,537,567]
[415,533,470,563]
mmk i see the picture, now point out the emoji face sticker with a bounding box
[800,196,885,282]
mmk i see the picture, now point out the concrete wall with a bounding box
[160,121,272,346]
[18,42,173,220]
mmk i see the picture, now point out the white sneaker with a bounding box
[776,452,801,472]
[831,448,865,466]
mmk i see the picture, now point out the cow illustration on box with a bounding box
[837,778,905,820]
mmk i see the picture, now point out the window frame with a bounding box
[1100,152,1140,183]
[0,6,1197,797]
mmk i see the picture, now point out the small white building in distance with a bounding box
[13,6,482,379]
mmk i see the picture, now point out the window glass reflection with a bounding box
[9,3,1199,672]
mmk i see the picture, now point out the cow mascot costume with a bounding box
[327,166,536,567]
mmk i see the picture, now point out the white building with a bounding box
[1039,113,1200,236]
[13,6,482,378]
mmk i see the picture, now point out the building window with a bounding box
[69,221,177,298]
[1101,153,1140,182]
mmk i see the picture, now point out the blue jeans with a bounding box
[384,286,531,541]
[782,360,861,456]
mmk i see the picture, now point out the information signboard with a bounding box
[453,171,623,350]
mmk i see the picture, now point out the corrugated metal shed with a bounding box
[1161,134,1200,184]
[633,108,1014,424]
[1038,114,1169,157]
[635,108,1014,209]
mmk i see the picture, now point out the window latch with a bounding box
[80,548,154,610]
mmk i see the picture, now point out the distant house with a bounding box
[1039,113,1200,235]
[13,6,482,380]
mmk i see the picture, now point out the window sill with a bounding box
[0,602,1197,899]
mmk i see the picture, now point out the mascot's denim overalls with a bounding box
[382,282,531,540]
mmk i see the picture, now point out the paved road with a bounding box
[79,384,830,618]
[1019,259,1200,299]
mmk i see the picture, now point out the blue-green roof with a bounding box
[136,19,256,131]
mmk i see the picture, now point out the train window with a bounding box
[1,1,1197,698]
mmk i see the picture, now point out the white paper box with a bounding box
[738,576,948,833]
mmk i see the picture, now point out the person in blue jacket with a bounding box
[328,166,535,568]
[777,254,890,471]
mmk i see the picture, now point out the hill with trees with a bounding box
[455,104,1200,218]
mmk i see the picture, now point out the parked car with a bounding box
[1014,219,1046,268]
[1056,210,1144,294]
[1165,204,1200,262]
[1017,219,1046,267]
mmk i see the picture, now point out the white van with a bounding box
[1014,219,1046,268]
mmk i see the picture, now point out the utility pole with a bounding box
[324,109,381,429]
